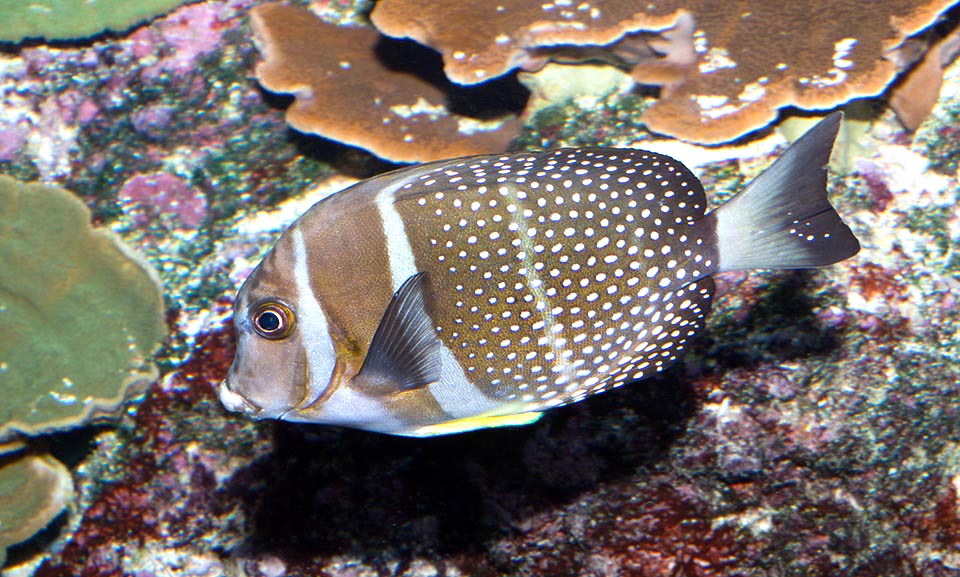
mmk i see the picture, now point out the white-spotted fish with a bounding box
[219,113,859,437]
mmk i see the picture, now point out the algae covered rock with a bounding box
[0,452,73,567]
[0,176,166,442]
[0,0,193,42]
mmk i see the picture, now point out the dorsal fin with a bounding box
[354,272,441,396]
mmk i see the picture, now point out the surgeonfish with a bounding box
[219,112,860,437]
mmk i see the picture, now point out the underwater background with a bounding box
[1,0,959,575]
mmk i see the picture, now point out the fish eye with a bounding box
[252,301,295,340]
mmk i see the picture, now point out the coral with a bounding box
[515,90,653,150]
[0,127,26,163]
[371,0,957,143]
[518,63,634,118]
[0,176,166,442]
[130,2,231,81]
[917,47,960,174]
[0,0,335,364]
[0,0,195,43]
[638,0,956,143]
[250,2,520,163]
[890,31,960,130]
[370,0,686,85]
[0,452,73,567]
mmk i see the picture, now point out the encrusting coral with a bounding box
[0,176,166,443]
[637,0,958,142]
[371,0,686,85]
[0,451,73,567]
[371,0,958,143]
[250,2,519,163]
[0,0,194,42]
[890,24,960,130]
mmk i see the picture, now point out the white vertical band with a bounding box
[292,227,338,402]
[375,184,418,291]
[373,177,501,418]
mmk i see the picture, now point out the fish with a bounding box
[219,112,860,437]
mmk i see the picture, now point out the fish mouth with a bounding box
[218,379,296,420]
[217,379,262,417]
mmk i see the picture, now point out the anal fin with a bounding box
[406,411,544,437]
[354,272,441,396]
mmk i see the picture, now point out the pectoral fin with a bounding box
[354,272,441,396]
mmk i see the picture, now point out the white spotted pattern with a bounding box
[394,148,717,412]
[381,171,500,418]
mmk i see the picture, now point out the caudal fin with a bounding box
[712,112,861,272]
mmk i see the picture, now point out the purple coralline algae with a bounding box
[0,126,27,162]
[1,1,959,576]
[131,3,227,81]
[118,173,207,229]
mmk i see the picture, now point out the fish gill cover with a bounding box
[0,0,959,574]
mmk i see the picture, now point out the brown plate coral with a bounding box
[371,0,958,143]
[250,2,520,163]
[3,1,960,574]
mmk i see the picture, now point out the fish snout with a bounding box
[218,379,261,417]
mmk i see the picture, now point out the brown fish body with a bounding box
[220,113,859,436]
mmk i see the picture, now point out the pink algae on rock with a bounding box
[118,172,208,229]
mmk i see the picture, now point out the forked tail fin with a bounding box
[712,112,861,272]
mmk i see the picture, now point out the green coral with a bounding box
[0,176,166,441]
[0,0,193,42]
[0,452,73,568]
